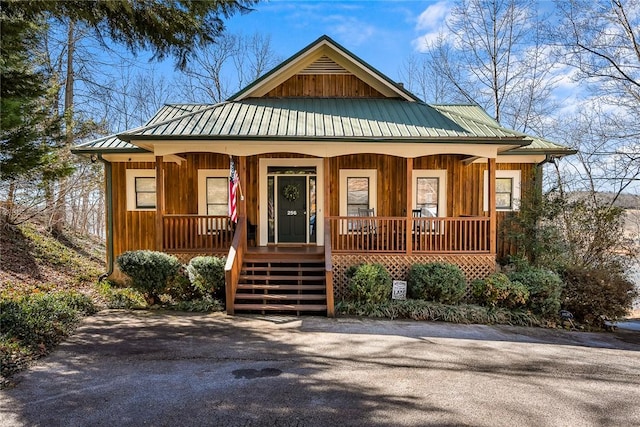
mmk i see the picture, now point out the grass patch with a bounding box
[336,299,541,327]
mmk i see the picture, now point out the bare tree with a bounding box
[179,32,280,103]
[418,0,557,133]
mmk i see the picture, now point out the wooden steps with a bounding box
[233,250,327,315]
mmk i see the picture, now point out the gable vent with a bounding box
[299,55,350,74]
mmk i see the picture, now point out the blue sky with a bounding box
[222,0,445,80]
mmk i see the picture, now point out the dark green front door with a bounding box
[277,176,307,243]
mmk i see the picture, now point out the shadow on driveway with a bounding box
[1,311,639,427]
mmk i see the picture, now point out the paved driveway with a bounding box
[1,311,639,426]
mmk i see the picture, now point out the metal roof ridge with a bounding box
[119,101,229,138]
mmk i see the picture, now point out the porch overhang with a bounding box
[121,138,527,159]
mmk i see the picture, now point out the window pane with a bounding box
[207,178,228,203]
[207,204,227,216]
[347,177,369,205]
[136,193,156,208]
[416,178,438,205]
[347,205,368,217]
[135,177,155,192]
[496,193,512,209]
[496,178,513,193]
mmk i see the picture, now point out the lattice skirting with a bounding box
[331,254,497,300]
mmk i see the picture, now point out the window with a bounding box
[339,169,377,217]
[205,177,228,215]
[484,170,521,211]
[134,177,156,209]
[412,170,447,217]
[126,169,156,211]
[496,177,513,210]
[198,170,229,216]
[347,177,369,216]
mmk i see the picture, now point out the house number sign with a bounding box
[287,210,298,216]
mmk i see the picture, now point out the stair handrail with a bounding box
[324,218,335,317]
[224,216,246,315]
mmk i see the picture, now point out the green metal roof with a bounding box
[432,104,575,154]
[119,98,528,141]
[73,100,575,156]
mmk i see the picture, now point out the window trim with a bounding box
[339,169,377,217]
[483,170,521,212]
[411,170,447,217]
[126,169,156,211]
[197,169,229,216]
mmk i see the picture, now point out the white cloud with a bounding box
[325,14,377,46]
[412,1,453,53]
[415,1,452,31]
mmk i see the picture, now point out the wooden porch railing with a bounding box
[327,216,491,254]
[224,217,246,315]
[162,215,233,253]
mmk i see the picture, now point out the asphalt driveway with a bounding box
[1,311,639,426]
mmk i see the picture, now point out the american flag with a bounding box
[229,157,239,223]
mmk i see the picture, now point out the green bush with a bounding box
[0,292,96,350]
[471,273,529,308]
[348,263,392,304]
[116,250,181,300]
[98,282,147,309]
[186,256,226,296]
[561,267,638,325]
[336,300,539,327]
[407,262,466,304]
[508,266,563,318]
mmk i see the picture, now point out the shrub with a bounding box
[98,282,147,309]
[186,256,226,296]
[336,300,540,327]
[561,267,638,325]
[348,263,392,304]
[471,273,529,308]
[508,267,563,318]
[116,250,181,300]
[0,292,96,350]
[407,262,466,304]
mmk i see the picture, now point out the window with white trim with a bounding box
[126,169,156,211]
[198,170,229,216]
[412,170,447,217]
[483,170,521,211]
[339,169,377,216]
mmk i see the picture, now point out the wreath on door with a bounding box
[282,184,300,202]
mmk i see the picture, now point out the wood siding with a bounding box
[111,161,157,257]
[109,153,536,259]
[263,74,388,98]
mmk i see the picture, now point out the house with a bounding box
[72,35,575,316]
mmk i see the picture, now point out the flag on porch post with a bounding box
[229,157,239,223]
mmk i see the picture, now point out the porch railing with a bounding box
[163,215,233,253]
[326,216,491,254]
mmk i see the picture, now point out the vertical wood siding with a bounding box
[263,74,389,98]
[110,153,536,259]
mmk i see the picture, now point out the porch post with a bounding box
[155,155,164,252]
[323,157,331,224]
[406,158,413,255]
[239,155,247,251]
[488,158,497,254]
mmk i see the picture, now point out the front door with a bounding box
[277,175,307,243]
